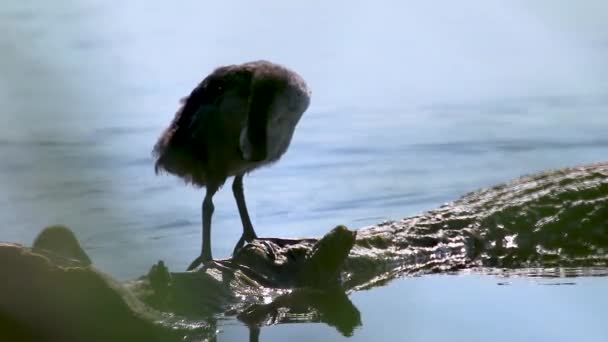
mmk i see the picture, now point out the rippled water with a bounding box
[1,1,608,341]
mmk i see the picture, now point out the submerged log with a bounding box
[1,161,607,341]
[0,240,203,342]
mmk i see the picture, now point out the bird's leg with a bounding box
[232,174,258,256]
[187,184,218,271]
[249,326,260,342]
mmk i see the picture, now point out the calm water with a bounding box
[1,1,607,341]
[219,274,608,342]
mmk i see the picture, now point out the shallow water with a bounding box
[1,1,608,341]
[218,272,608,342]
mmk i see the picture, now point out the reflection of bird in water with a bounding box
[238,288,361,339]
[153,60,311,270]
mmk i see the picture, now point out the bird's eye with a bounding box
[207,82,224,96]
[208,83,225,105]
[196,78,226,105]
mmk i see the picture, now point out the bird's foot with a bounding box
[231,232,259,258]
[187,255,233,272]
[186,253,213,271]
[231,236,248,258]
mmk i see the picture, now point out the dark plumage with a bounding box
[153,60,310,270]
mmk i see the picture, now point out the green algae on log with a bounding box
[1,161,607,341]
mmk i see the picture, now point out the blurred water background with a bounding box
[1,1,607,341]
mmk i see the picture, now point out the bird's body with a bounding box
[153,60,310,270]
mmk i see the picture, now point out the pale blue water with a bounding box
[219,274,608,342]
[1,1,607,341]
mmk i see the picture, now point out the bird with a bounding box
[153,60,311,271]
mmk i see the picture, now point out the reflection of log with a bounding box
[1,161,607,341]
[236,288,361,337]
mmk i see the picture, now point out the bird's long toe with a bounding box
[232,236,247,258]
[186,253,215,271]
[187,254,234,272]
[186,255,204,271]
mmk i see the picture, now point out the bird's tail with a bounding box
[152,97,206,186]
[152,96,189,168]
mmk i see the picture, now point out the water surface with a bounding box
[218,273,608,342]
